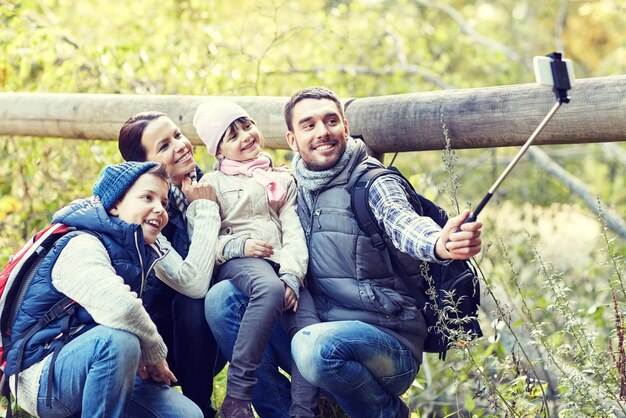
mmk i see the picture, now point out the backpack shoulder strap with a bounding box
[350,166,424,249]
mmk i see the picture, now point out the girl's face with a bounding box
[109,173,169,245]
[141,116,196,187]
[217,119,262,162]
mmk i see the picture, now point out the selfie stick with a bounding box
[463,52,573,223]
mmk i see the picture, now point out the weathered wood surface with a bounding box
[0,75,624,151]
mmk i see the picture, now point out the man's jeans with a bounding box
[36,325,203,418]
[291,320,419,418]
[205,279,292,418]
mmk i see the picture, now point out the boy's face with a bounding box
[285,98,349,171]
[217,119,262,162]
[109,173,169,245]
[141,116,196,187]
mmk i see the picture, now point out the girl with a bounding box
[193,100,319,418]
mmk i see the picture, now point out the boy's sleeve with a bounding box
[51,234,167,365]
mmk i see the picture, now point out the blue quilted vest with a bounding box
[4,199,165,376]
[296,143,427,347]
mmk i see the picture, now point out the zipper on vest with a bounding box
[146,242,168,280]
[314,208,322,229]
[134,231,146,298]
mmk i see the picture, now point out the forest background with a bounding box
[1,0,626,417]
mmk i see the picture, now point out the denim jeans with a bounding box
[205,279,292,418]
[148,286,227,416]
[291,321,419,418]
[36,325,203,418]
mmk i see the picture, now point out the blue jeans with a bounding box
[291,321,419,418]
[36,325,202,418]
[205,279,292,418]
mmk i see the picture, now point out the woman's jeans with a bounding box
[292,320,419,418]
[146,282,226,416]
[205,279,292,418]
[35,325,203,418]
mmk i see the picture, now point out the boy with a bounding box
[4,161,202,418]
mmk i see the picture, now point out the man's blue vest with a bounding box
[296,146,427,344]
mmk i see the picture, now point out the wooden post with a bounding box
[0,75,624,151]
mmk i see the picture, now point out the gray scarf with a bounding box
[169,166,199,222]
[293,138,356,219]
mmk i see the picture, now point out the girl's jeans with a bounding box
[216,257,320,417]
[205,279,292,418]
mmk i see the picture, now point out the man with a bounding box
[205,87,482,418]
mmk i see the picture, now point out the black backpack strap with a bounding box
[351,167,388,250]
[45,307,74,408]
[351,166,424,250]
[12,296,76,410]
[350,166,425,295]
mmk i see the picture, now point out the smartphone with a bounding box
[533,55,576,87]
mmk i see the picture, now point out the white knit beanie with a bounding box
[193,100,250,156]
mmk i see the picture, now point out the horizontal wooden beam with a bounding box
[0,75,624,151]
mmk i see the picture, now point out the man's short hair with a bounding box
[283,87,344,132]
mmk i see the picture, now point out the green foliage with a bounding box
[2,0,626,416]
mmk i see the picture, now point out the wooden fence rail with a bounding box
[0,75,624,154]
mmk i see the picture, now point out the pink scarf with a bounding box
[219,155,287,203]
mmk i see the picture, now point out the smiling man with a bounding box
[283,86,483,418]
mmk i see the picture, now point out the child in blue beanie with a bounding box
[3,161,203,418]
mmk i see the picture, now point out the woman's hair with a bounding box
[118,111,167,162]
[147,162,170,184]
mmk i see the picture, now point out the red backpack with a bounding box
[0,223,79,414]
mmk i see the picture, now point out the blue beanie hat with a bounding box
[93,161,158,211]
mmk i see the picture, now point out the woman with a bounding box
[118,112,226,418]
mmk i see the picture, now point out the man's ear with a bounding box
[285,131,299,152]
[343,117,350,138]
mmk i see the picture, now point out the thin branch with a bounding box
[527,147,626,240]
[600,143,626,167]
[413,0,521,63]
[263,64,455,90]
[554,0,568,53]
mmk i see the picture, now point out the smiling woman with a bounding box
[118,112,197,188]
[117,111,226,417]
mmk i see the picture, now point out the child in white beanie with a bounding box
[193,100,319,418]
